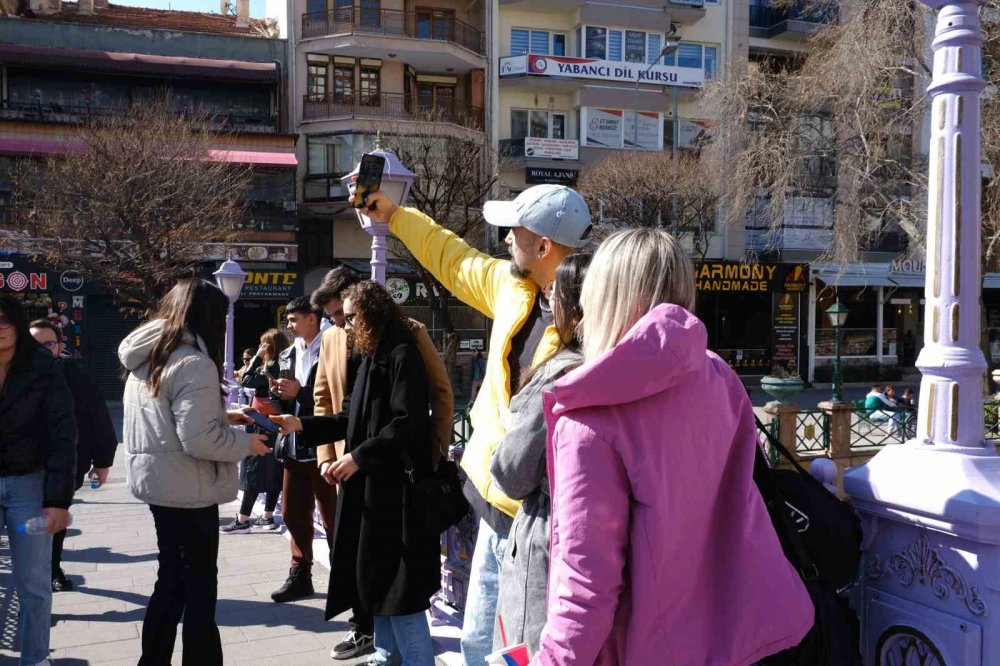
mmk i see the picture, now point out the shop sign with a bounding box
[623,111,660,150]
[524,137,579,160]
[206,243,297,263]
[772,292,800,375]
[60,271,85,292]
[526,167,579,186]
[241,271,298,299]
[499,54,704,88]
[0,269,47,292]
[384,277,461,306]
[694,262,808,294]
[891,259,925,273]
[583,108,623,148]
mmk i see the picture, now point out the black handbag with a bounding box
[403,452,470,534]
[753,415,862,666]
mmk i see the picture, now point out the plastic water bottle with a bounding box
[90,473,100,490]
[18,514,72,535]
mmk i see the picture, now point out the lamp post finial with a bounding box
[375,131,384,151]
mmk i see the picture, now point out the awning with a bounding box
[812,263,894,287]
[339,258,417,276]
[206,150,297,167]
[0,140,296,167]
[0,43,278,83]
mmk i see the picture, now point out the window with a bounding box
[663,42,719,78]
[584,26,607,59]
[586,27,666,64]
[307,55,328,100]
[304,133,375,202]
[417,82,456,115]
[333,0,351,21]
[360,0,379,27]
[307,0,325,15]
[510,29,566,56]
[333,63,354,101]
[510,109,567,139]
[417,8,454,40]
[360,66,380,106]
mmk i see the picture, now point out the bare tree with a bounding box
[9,96,253,315]
[702,0,931,263]
[576,151,720,259]
[378,125,501,331]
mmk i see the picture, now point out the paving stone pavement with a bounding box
[0,442,374,666]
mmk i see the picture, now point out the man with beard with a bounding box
[359,184,592,666]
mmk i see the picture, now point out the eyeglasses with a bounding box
[41,340,59,350]
[0,316,12,330]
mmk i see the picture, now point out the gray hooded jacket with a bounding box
[491,350,582,655]
[119,321,252,509]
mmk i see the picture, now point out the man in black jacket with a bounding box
[31,319,117,592]
[268,296,337,602]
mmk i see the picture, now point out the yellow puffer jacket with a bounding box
[389,207,560,518]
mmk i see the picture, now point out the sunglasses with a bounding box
[0,316,12,330]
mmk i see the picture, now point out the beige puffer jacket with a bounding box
[119,321,252,509]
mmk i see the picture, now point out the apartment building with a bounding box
[0,0,297,397]
[494,0,724,244]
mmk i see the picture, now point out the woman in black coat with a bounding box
[273,280,439,666]
[0,295,77,665]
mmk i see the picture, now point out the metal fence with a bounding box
[796,410,830,453]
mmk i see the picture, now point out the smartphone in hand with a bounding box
[243,408,280,434]
[353,153,386,210]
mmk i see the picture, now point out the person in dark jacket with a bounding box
[268,296,338,603]
[273,281,440,666]
[30,318,117,593]
[490,253,589,656]
[223,328,288,533]
[0,295,77,665]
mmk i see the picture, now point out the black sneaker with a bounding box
[255,515,279,531]
[52,568,74,592]
[271,565,313,603]
[220,517,251,534]
[331,630,374,659]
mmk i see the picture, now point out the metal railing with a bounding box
[986,402,1000,442]
[749,2,838,29]
[851,400,911,449]
[302,92,484,130]
[795,410,830,453]
[302,7,485,54]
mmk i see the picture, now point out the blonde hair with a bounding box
[580,228,696,361]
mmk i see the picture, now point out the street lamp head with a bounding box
[662,38,680,56]
[341,137,417,235]
[826,298,850,328]
[213,258,247,303]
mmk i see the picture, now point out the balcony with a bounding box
[302,92,484,132]
[0,101,278,134]
[302,8,484,56]
[748,1,837,39]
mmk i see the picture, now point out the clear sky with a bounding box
[113,0,270,17]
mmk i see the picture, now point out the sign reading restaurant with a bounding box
[500,54,704,88]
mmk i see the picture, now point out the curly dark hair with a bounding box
[342,280,409,357]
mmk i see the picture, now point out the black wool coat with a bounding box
[60,360,117,489]
[300,321,441,619]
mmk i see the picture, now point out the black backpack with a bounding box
[753,414,863,666]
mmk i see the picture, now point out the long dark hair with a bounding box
[147,279,229,397]
[343,280,410,357]
[0,294,41,380]
[521,253,591,386]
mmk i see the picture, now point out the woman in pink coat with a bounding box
[532,229,814,666]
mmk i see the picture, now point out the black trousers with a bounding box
[140,504,222,666]
[238,488,279,517]
[52,528,67,573]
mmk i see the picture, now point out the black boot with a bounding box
[271,565,313,603]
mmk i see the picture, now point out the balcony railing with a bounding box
[302,92,484,131]
[302,7,485,55]
[749,2,838,30]
[0,101,277,133]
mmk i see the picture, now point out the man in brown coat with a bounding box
[311,267,453,660]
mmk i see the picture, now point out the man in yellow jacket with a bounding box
[361,184,592,666]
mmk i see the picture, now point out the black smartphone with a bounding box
[243,408,279,434]
[353,153,386,210]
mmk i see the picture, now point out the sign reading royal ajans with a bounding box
[500,54,704,88]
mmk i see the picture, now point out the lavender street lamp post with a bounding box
[342,133,416,286]
[844,2,1000,664]
[213,258,247,405]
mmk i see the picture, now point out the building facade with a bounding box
[0,0,297,398]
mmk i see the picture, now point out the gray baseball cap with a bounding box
[483,185,592,249]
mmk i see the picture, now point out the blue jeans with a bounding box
[371,612,435,666]
[461,519,508,666]
[0,470,52,665]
